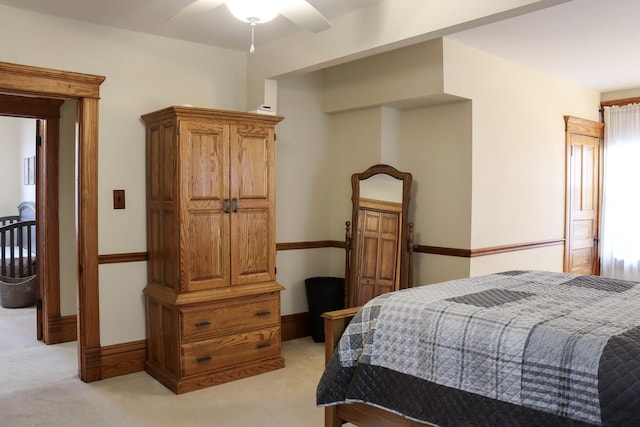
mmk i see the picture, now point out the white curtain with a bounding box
[601,103,640,281]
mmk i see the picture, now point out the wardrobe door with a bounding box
[179,120,231,291]
[229,122,276,286]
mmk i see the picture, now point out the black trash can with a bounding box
[305,277,345,342]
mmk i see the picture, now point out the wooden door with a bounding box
[180,119,230,291]
[564,116,604,275]
[229,122,276,286]
[354,207,401,306]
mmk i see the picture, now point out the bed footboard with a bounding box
[321,307,360,427]
[321,306,360,364]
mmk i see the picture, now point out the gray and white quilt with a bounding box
[317,271,640,426]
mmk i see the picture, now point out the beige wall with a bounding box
[274,71,340,314]
[323,41,444,113]
[397,101,473,283]
[441,39,601,275]
[247,0,569,108]
[0,5,247,345]
[601,87,640,102]
[273,36,602,314]
[0,1,608,346]
[58,101,78,316]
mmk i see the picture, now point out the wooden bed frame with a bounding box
[0,202,36,278]
[322,307,434,427]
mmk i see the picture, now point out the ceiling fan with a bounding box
[169,0,331,52]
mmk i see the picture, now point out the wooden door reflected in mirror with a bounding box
[345,164,413,307]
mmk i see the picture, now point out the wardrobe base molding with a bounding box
[145,355,285,395]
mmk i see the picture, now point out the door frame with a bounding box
[0,99,63,342]
[563,115,604,275]
[0,61,105,382]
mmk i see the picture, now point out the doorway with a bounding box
[0,61,105,382]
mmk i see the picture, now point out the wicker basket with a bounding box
[0,274,36,308]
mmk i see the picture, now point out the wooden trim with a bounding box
[0,61,105,99]
[415,245,471,257]
[45,314,77,344]
[469,239,565,257]
[416,239,565,258]
[601,97,640,108]
[0,94,64,118]
[277,240,345,251]
[39,116,63,346]
[281,312,310,341]
[100,340,146,379]
[0,62,106,383]
[98,252,148,264]
[278,238,564,258]
[77,96,102,382]
[95,238,563,266]
[564,115,604,136]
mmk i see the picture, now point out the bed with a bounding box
[317,270,640,427]
[0,201,36,278]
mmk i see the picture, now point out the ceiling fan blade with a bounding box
[168,0,225,21]
[280,0,331,33]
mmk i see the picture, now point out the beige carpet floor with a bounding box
[0,306,344,427]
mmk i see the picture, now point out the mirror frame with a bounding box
[346,164,413,307]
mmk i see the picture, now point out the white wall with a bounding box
[0,5,247,345]
[0,117,36,213]
[0,117,23,214]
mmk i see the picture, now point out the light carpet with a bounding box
[0,306,345,427]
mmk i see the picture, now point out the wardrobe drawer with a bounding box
[181,293,279,341]
[181,327,280,377]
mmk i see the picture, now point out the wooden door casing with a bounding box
[564,116,604,275]
[0,62,106,382]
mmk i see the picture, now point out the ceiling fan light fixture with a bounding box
[226,0,282,24]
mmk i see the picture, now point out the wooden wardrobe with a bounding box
[141,106,284,394]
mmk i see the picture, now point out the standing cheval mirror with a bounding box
[345,164,413,307]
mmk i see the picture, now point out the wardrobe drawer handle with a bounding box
[257,343,272,349]
[195,320,211,327]
[256,310,271,317]
[196,355,212,363]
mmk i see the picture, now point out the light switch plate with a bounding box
[113,190,125,209]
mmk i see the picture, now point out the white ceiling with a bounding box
[0,0,638,93]
[447,0,640,93]
[0,0,384,52]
